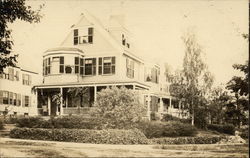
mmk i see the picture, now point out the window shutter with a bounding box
[98,57,102,75]
[29,96,32,107]
[93,58,96,75]
[0,91,3,104]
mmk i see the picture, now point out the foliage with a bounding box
[226,60,249,127]
[92,86,147,129]
[16,116,44,128]
[0,119,4,130]
[0,0,43,72]
[169,32,214,127]
[137,121,197,138]
[239,127,248,139]
[10,128,149,144]
[207,87,231,124]
[207,124,235,135]
[151,136,225,144]
[14,115,104,129]
[162,114,191,124]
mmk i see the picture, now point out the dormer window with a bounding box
[73,27,94,45]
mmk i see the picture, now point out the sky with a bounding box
[9,0,248,86]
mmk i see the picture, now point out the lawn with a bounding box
[0,137,248,157]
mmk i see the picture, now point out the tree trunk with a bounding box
[191,109,194,126]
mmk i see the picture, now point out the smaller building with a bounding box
[0,66,39,116]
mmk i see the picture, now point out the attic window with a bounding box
[122,34,126,45]
[73,28,94,45]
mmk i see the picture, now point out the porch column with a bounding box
[133,84,135,90]
[159,97,164,113]
[146,94,151,120]
[48,96,51,115]
[169,97,172,115]
[60,87,63,115]
[94,85,97,103]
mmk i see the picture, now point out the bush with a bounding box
[239,127,248,139]
[0,119,4,130]
[16,117,44,128]
[162,114,191,124]
[151,136,225,144]
[10,128,149,144]
[137,121,197,138]
[92,86,147,129]
[207,124,235,135]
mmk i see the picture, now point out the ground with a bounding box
[0,124,248,157]
[0,137,248,157]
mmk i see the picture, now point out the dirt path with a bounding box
[0,137,248,157]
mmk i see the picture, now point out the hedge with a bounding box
[137,121,197,138]
[151,136,226,144]
[15,116,104,129]
[207,124,235,135]
[10,128,149,144]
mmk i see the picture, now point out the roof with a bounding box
[34,80,150,89]
[45,47,84,53]
[61,10,144,63]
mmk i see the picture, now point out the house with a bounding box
[0,66,39,116]
[32,11,189,120]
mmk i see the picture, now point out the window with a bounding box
[3,91,9,104]
[59,56,64,73]
[122,34,126,45]
[144,67,159,83]
[84,58,96,75]
[98,57,115,75]
[8,68,14,81]
[73,29,78,45]
[126,58,134,78]
[22,74,31,85]
[22,95,30,107]
[75,57,79,74]
[73,27,94,45]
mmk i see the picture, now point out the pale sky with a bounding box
[9,0,248,86]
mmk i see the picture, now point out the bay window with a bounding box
[59,56,64,73]
[75,57,79,74]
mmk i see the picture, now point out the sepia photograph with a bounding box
[0,0,249,157]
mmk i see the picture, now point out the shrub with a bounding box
[137,121,197,138]
[10,128,149,144]
[162,114,191,124]
[92,86,147,129]
[151,136,225,144]
[16,116,45,128]
[207,124,235,135]
[0,119,4,130]
[239,127,249,139]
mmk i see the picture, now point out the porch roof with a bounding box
[34,80,150,90]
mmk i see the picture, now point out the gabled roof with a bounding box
[60,10,144,63]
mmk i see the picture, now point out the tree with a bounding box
[207,86,231,124]
[226,61,249,127]
[0,0,43,72]
[170,32,214,127]
[92,86,147,129]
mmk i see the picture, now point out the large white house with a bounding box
[0,11,188,120]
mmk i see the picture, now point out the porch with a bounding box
[35,81,149,116]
